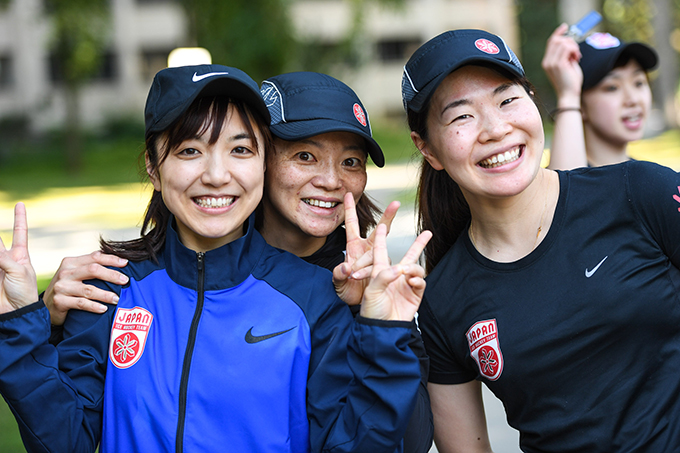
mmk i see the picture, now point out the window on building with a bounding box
[377,38,421,63]
[140,49,172,82]
[0,55,13,89]
[49,50,118,84]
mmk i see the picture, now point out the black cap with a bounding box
[144,64,270,136]
[402,29,525,113]
[579,33,658,91]
[260,71,384,167]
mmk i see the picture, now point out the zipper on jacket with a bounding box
[175,252,205,452]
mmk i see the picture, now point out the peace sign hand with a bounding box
[359,223,432,322]
[0,203,39,315]
[332,192,399,306]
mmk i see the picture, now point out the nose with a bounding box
[622,83,642,106]
[311,162,343,190]
[201,152,232,187]
[478,109,513,143]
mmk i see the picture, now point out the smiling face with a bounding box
[582,59,652,151]
[412,65,544,203]
[261,131,368,255]
[148,103,265,252]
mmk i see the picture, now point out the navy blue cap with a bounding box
[260,71,384,167]
[402,29,524,113]
[145,64,270,136]
[579,33,658,91]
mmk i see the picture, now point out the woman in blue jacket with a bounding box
[43,71,434,453]
[0,64,430,452]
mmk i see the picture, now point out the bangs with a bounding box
[153,96,266,166]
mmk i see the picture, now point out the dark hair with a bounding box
[411,68,536,273]
[101,96,273,262]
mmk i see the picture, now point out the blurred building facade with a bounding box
[0,0,517,132]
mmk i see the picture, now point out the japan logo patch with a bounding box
[109,307,153,369]
[475,39,500,55]
[466,319,504,381]
[353,103,367,127]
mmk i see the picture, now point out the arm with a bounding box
[542,23,588,170]
[429,381,493,453]
[309,224,432,452]
[0,204,111,452]
[44,251,128,326]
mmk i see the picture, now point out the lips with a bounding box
[302,198,339,209]
[193,196,235,208]
[478,146,522,168]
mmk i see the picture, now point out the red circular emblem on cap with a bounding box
[353,103,367,127]
[475,39,500,55]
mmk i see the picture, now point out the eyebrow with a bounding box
[440,82,516,117]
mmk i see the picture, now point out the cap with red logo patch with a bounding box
[402,29,525,113]
[260,71,384,167]
[579,32,658,91]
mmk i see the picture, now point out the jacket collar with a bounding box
[163,212,267,290]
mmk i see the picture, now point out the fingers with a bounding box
[11,202,28,251]
[370,201,400,242]
[370,223,390,273]
[343,192,360,243]
[399,230,433,266]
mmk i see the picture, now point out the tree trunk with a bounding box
[64,83,82,174]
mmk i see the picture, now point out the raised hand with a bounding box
[359,223,432,322]
[44,251,129,326]
[0,203,39,314]
[333,192,400,306]
[542,23,583,106]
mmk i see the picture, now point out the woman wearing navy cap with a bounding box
[543,25,658,169]
[0,64,430,452]
[42,71,435,453]
[403,29,680,451]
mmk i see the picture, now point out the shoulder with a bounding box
[255,244,344,319]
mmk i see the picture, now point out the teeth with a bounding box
[194,197,234,208]
[303,198,338,209]
[479,147,521,168]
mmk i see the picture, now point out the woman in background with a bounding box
[542,24,657,169]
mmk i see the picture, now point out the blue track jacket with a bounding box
[0,216,420,452]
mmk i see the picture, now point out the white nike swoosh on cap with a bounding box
[192,71,230,82]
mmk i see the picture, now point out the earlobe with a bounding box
[146,153,162,192]
[411,131,444,171]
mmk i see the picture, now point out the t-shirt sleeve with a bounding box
[626,161,680,267]
[418,293,477,385]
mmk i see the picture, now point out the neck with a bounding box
[258,202,327,257]
[584,127,630,167]
[467,168,559,262]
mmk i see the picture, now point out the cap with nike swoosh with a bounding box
[144,64,270,137]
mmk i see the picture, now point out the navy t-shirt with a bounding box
[419,161,680,452]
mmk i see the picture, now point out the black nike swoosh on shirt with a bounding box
[245,326,296,344]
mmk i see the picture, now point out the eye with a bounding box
[342,157,364,168]
[296,151,316,162]
[500,97,518,106]
[450,113,472,124]
[602,84,618,92]
[178,147,201,156]
[232,146,254,156]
